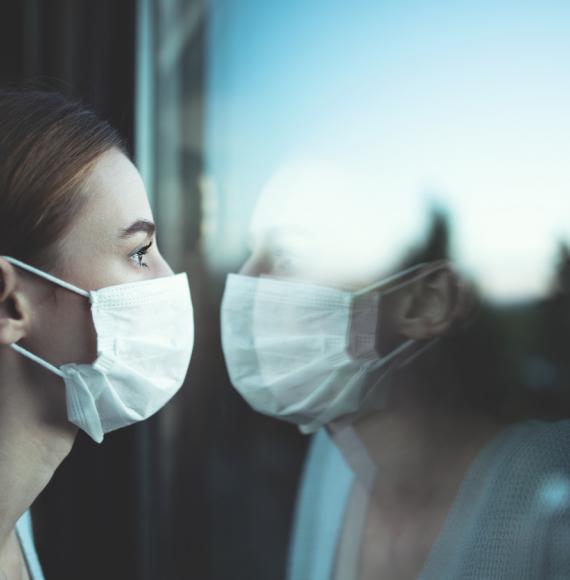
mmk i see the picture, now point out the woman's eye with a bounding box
[130,241,153,269]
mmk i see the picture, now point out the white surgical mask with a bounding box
[221,264,438,433]
[3,256,194,443]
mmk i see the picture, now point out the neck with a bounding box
[0,348,76,555]
[329,402,505,516]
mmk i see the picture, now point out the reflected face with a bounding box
[22,148,173,367]
[241,228,312,278]
[241,227,374,291]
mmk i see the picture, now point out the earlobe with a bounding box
[0,258,29,345]
[395,264,471,340]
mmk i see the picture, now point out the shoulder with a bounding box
[442,421,570,576]
[510,421,570,576]
[488,420,570,522]
[497,419,570,473]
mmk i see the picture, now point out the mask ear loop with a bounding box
[1,256,90,297]
[354,260,450,298]
[353,263,426,297]
[353,259,451,362]
[344,262,449,420]
[1,256,90,377]
[10,343,65,377]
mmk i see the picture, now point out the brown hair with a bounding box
[0,88,124,270]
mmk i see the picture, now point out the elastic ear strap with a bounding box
[370,337,438,372]
[370,337,416,370]
[10,343,65,378]
[399,337,439,368]
[1,256,89,297]
[355,261,450,297]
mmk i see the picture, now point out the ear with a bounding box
[394,263,473,340]
[0,258,30,345]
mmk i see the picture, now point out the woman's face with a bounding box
[57,148,172,288]
[20,148,172,368]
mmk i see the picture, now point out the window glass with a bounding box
[148,2,570,578]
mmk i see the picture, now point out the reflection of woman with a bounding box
[221,165,570,579]
[0,89,193,579]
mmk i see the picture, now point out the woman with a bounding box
[220,160,570,579]
[0,89,194,579]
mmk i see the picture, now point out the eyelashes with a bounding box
[130,240,153,269]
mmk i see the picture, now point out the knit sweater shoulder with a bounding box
[288,420,570,580]
[420,419,570,579]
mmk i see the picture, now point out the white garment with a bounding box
[288,420,570,580]
[15,511,45,580]
[287,430,353,580]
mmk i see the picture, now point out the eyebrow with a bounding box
[119,219,156,239]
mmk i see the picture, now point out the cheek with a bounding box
[32,290,97,366]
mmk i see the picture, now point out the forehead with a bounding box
[81,149,153,227]
[51,149,154,279]
[65,149,153,244]
[248,157,425,287]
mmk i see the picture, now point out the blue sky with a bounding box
[204,0,570,301]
